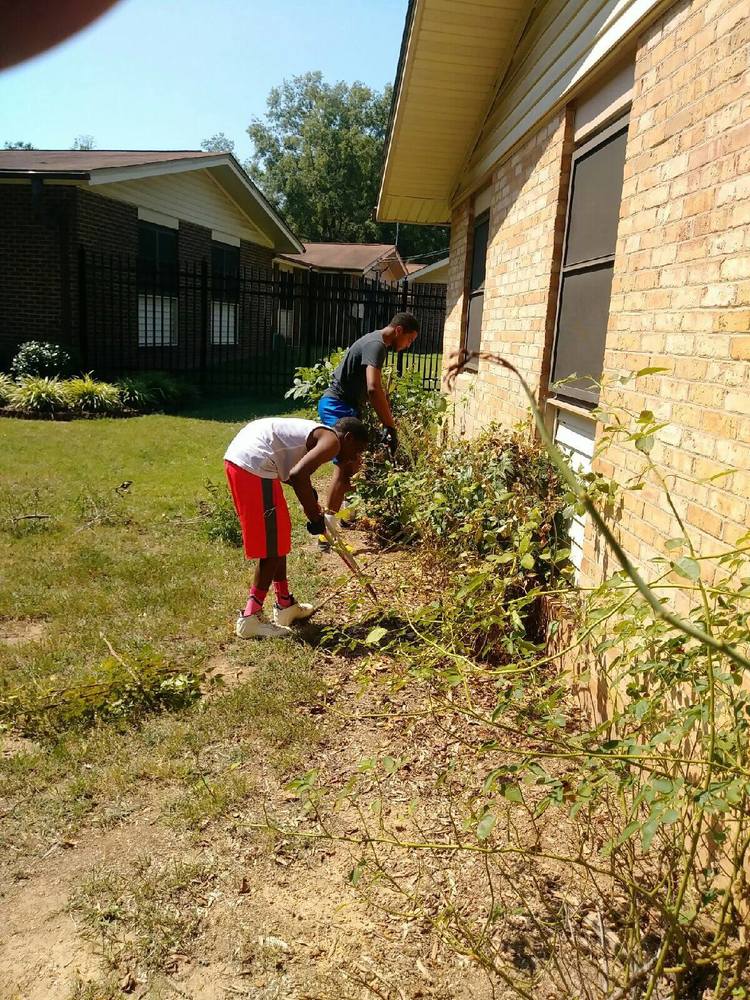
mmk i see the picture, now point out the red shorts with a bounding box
[224,461,292,560]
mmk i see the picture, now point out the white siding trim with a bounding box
[574,57,634,142]
[211,230,240,247]
[474,186,492,215]
[138,206,179,229]
[554,409,596,576]
[455,0,672,202]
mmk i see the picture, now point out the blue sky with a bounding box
[0,0,407,156]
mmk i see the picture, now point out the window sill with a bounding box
[546,396,597,419]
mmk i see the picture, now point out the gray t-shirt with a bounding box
[325,330,387,410]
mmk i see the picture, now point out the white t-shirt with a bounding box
[224,417,334,480]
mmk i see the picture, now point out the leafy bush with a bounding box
[64,374,123,413]
[285,348,346,407]
[132,371,200,410]
[114,375,160,411]
[0,372,14,405]
[9,340,72,378]
[6,375,70,413]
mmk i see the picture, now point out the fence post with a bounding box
[200,259,209,388]
[77,245,89,370]
[304,269,316,365]
[397,277,409,376]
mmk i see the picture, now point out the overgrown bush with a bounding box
[114,375,160,411]
[9,340,72,378]
[285,348,346,407]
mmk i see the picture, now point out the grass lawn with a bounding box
[0,401,327,856]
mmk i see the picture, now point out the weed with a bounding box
[285,348,346,407]
[0,645,202,738]
[70,855,217,973]
[199,478,243,547]
[0,486,55,536]
[74,486,130,528]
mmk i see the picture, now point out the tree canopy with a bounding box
[3,140,35,149]
[246,72,447,264]
[201,133,235,155]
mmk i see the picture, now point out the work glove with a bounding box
[306,516,326,536]
[381,425,398,458]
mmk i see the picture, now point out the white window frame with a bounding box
[210,300,238,346]
[138,294,178,347]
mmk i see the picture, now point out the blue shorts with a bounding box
[317,395,359,465]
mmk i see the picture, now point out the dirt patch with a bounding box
[0,819,175,1000]
[0,619,45,646]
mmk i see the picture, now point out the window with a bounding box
[550,114,629,405]
[463,210,489,369]
[137,222,178,347]
[211,242,240,345]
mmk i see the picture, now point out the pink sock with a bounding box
[274,580,293,609]
[244,586,267,617]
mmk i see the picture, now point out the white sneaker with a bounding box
[235,611,292,640]
[273,599,315,627]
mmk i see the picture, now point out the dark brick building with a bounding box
[0,150,302,373]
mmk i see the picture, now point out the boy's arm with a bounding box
[287,430,340,522]
[365,365,395,428]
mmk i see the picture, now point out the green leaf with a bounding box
[665,538,684,551]
[637,410,655,423]
[520,553,535,570]
[365,626,388,646]
[501,783,524,803]
[635,435,655,453]
[476,813,496,841]
[673,557,700,581]
[636,366,670,377]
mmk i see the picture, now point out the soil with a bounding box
[0,528,596,999]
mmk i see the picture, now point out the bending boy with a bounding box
[224,414,369,639]
[318,312,419,516]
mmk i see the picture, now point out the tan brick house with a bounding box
[378,0,749,584]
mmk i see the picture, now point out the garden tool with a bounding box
[323,511,378,603]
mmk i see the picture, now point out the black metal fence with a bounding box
[78,248,447,394]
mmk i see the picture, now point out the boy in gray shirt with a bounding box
[317,312,419,521]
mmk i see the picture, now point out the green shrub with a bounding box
[7,375,70,413]
[285,348,346,407]
[134,371,200,410]
[64,373,123,413]
[114,376,160,411]
[0,372,14,405]
[9,340,72,378]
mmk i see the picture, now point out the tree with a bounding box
[3,140,35,149]
[201,133,235,155]
[246,72,447,262]
[71,134,96,150]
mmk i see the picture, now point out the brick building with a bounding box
[0,150,302,373]
[378,0,749,585]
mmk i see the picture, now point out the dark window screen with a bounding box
[211,242,240,300]
[553,264,614,404]
[470,212,489,292]
[550,114,629,405]
[463,210,489,368]
[137,222,177,293]
[565,127,628,266]
[465,292,484,357]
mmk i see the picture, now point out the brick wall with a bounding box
[580,0,750,587]
[0,183,76,363]
[444,111,573,436]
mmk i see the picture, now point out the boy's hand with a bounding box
[382,425,398,457]
[306,516,325,536]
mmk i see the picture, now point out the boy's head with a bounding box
[334,416,370,463]
[389,312,419,351]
